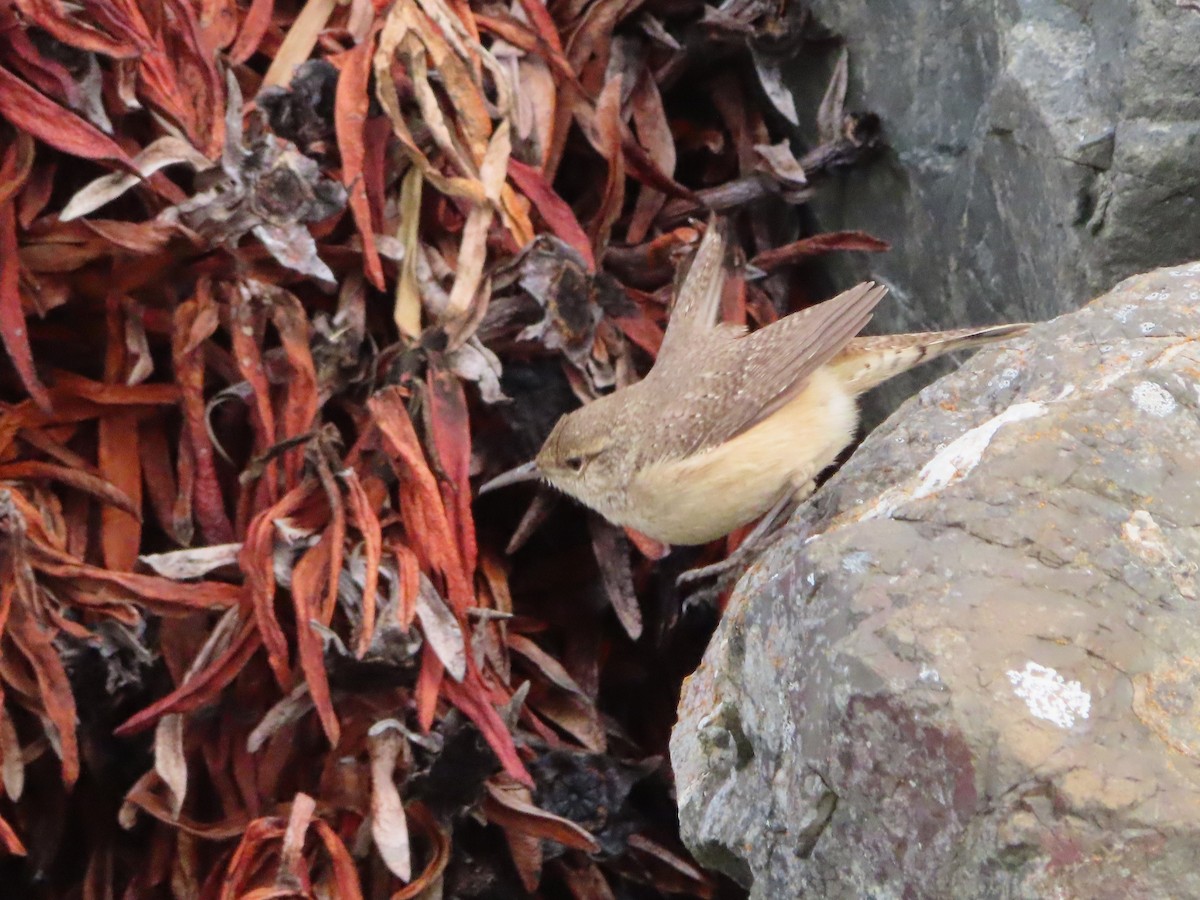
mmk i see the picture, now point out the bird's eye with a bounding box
[564,455,586,472]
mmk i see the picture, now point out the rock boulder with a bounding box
[671,263,1200,897]
[783,0,1200,423]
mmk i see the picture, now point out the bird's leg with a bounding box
[677,482,812,593]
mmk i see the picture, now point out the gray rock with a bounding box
[671,263,1200,898]
[782,0,1200,423]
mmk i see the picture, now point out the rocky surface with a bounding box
[671,263,1200,898]
[782,0,1200,423]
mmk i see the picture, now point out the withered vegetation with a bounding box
[0,0,881,896]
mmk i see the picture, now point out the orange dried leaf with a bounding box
[0,812,26,856]
[312,819,365,899]
[335,29,386,291]
[290,537,340,746]
[368,388,470,610]
[230,0,275,63]
[173,281,234,543]
[7,602,79,787]
[115,618,260,735]
[443,674,531,786]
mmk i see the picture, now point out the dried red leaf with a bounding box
[750,230,891,272]
[0,460,138,518]
[335,29,386,291]
[98,298,143,572]
[0,132,34,207]
[269,289,319,489]
[0,200,51,411]
[626,70,674,244]
[173,280,234,544]
[36,560,242,613]
[0,67,136,170]
[241,482,313,690]
[114,618,260,735]
[230,0,275,63]
[368,388,470,611]
[483,776,600,852]
[311,819,365,899]
[443,674,531,786]
[426,365,478,580]
[14,0,142,57]
[590,77,625,257]
[414,644,443,733]
[507,159,595,270]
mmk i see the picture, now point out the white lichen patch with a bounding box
[1007,661,1091,728]
[918,665,942,684]
[1131,381,1176,417]
[856,401,1047,521]
[841,551,873,574]
[1113,303,1138,322]
[908,402,1047,503]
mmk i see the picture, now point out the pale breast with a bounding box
[625,367,860,545]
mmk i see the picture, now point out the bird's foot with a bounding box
[677,521,806,610]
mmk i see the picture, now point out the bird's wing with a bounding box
[657,216,731,360]
[647,281,888,460]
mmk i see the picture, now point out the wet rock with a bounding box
[671,263,1200,898]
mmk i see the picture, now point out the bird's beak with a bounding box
[478,460,540,494]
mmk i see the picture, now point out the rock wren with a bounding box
[483,220,1029,548]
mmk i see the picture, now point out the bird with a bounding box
[482,219,1029,558]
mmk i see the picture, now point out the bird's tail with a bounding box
[829,323,1030,396]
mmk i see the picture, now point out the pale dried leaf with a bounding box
[252,222,336,286]
[415,573,467,681]
[368,722,412,882]
[61,136,213,221]
[753,139,807,187]
[123,303,154,385]
[261,0,338,89]
[394,166,424,338]
[0,706,24,801]
[140,543,242,580]
[444,121,511,321]
[751,46,800,126]
[247,683,314,753]
[154,714,187,819]
[278,793,317,888]
[447,338,507,404]
[817,49,849,145]
[508,634,585,696]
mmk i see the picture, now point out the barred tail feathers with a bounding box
[829,323,1030,396]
